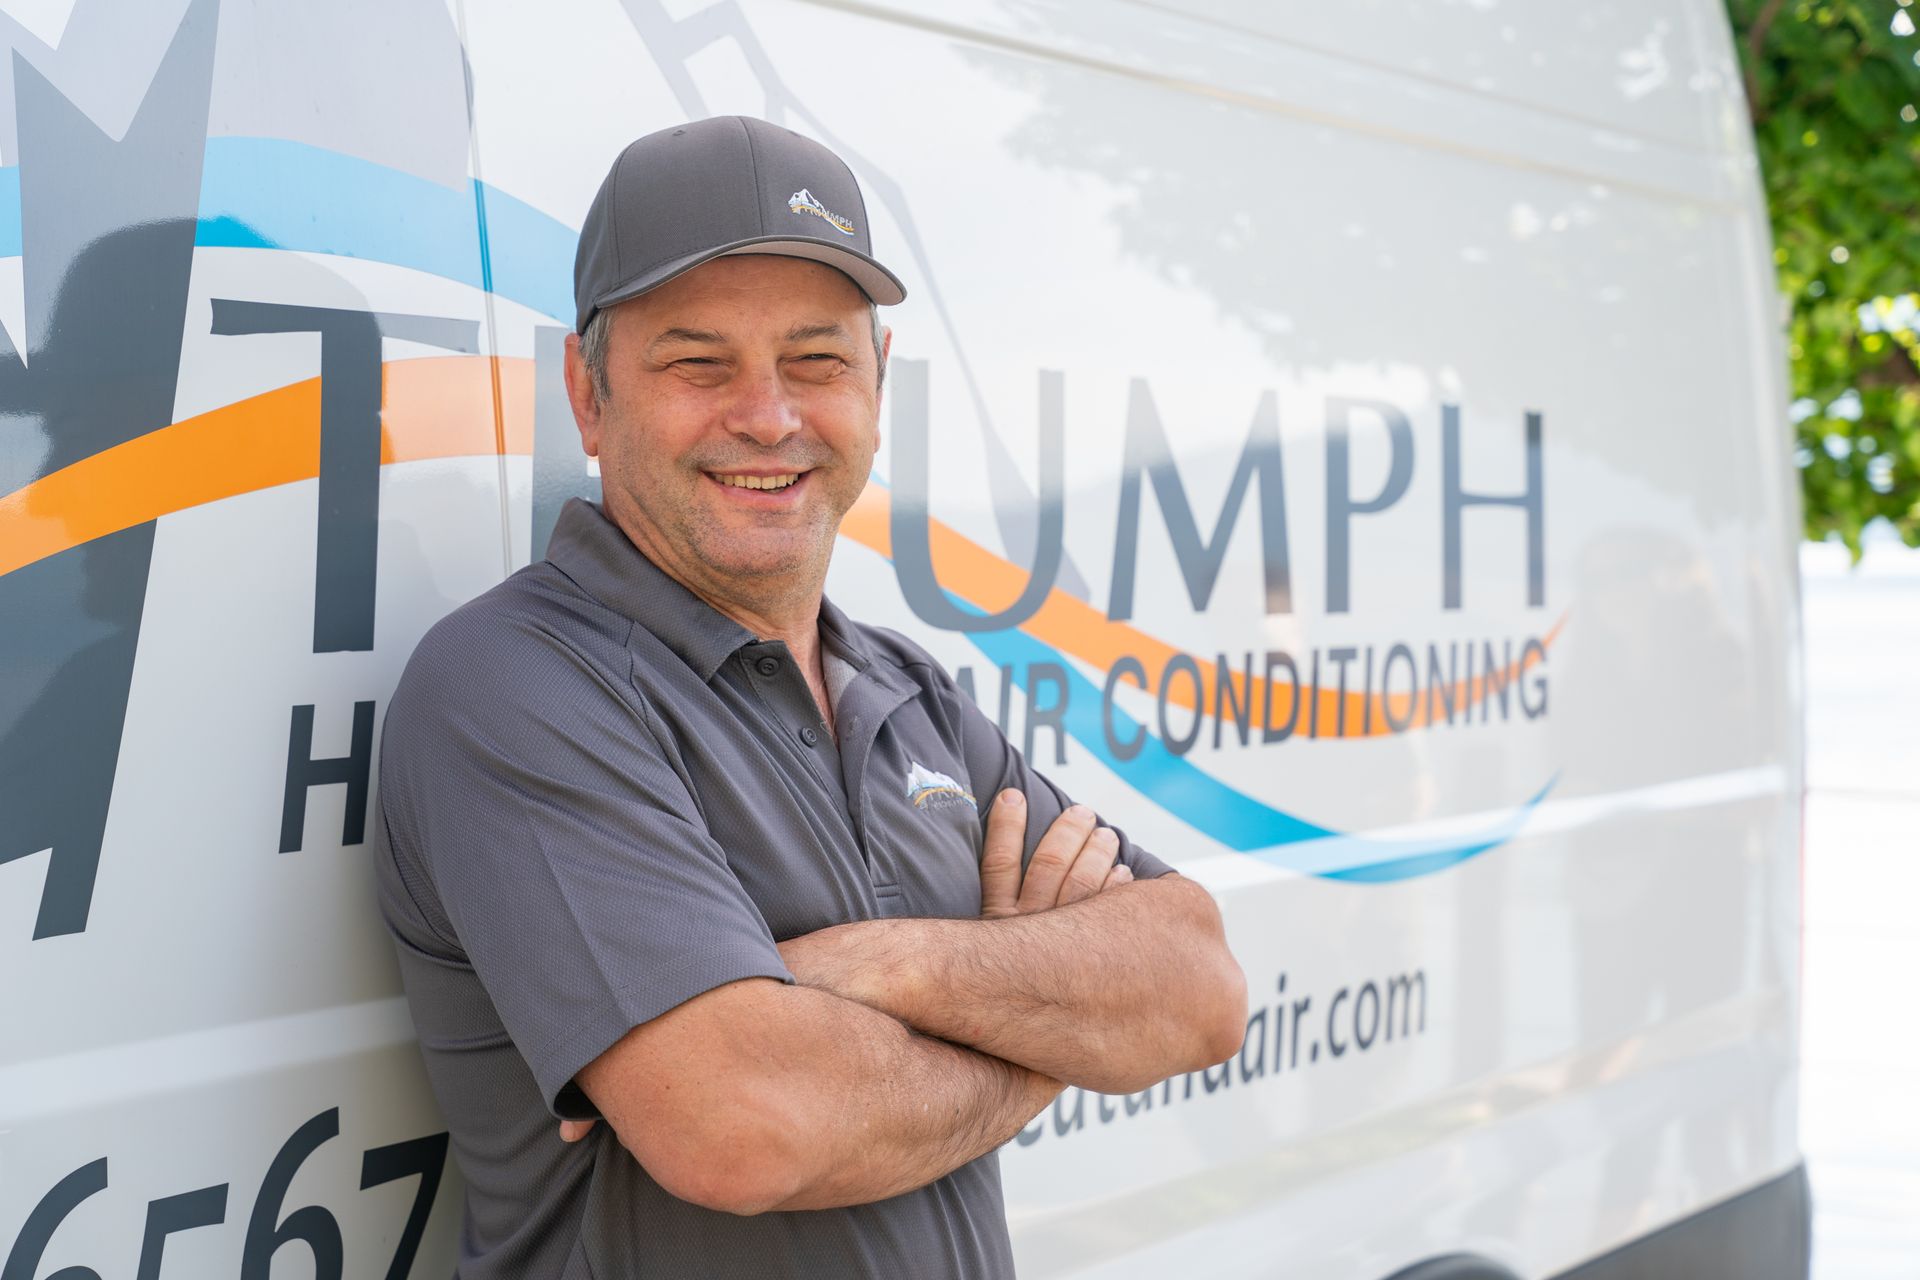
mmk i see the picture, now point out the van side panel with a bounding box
[1,3,1801,1278]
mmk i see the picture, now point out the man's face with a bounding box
[567,254,887,600]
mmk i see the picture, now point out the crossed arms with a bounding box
[570,790,1247,1216]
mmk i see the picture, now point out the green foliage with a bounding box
[1728,0,1920,556]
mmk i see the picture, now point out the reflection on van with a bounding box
[0,3,1807,1277]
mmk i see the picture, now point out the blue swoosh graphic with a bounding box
[194,137,578,323]
[952,594,1555,880]
[0,138,577,322]
[0,138,1555,880]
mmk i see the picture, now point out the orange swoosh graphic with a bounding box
[0,354,1557,739]
[0,355,530,578]
[840,487,1562,739]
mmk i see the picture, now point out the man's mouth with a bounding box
[708,471,805,491]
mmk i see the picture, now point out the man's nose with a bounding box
[722,367,804,447]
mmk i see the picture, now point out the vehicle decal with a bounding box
[0,351,1556,884]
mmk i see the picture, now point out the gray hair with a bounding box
[579,305,616,400]
[578,299,887,401]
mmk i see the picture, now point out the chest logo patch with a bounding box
[906,761,976,811]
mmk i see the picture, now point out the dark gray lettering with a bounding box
[1382,643,1418,732]
[1157,654,1203,757]
[211,302,478,652]
[1108,382,1291,621]
[1326,646,1357,737]
[1212,653,1253,749]
[1519,637,1549,718]
[1101,656,1148,762]
[3,1158,109,1280]
[1239,1006,1268,1082]
[1443,405,1545,610]
[279,702,375,854]
[0,0,219,940]
[1290,995,1311,1069]
[1360,644,1375,733]
[137,1184,229,1280]
[1261,651,1301,743]
[1306,650,1321,737]
[1325,397,1414,613]
[1386,971,1427,1040]
[359,1132,450,1280]
[1355,981,1380,1051]
[890,361,1063,632]
[1023,662,1069,766]
[1425,641,1459,726]
[1052,1089,1085,1137]
[1479,638,1514,722]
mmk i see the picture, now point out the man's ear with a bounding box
[873,324,892,448]
[563,331,602,457]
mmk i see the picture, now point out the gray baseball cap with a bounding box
[572,115,907,333]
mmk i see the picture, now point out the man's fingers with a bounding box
[1016,804,1098,913]
[1055,826,1121,906]
[559,1118,598,1143]
[1101,862,1135,892]
[980,789,1027,919]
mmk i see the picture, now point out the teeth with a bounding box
[715,473,801,491]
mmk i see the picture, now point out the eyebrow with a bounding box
[646,327,727,352]
[644,322,853,352]
[785,321,852,343]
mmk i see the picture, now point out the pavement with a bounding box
[1799,534,1920,1278]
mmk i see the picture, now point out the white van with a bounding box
[0,2,1809,1277]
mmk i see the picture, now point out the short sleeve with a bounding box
[375,609,792,1118]
[912,641,1176,882]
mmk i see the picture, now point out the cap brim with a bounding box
[584,236,907,331]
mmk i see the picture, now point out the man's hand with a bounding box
[979,789,1132,919]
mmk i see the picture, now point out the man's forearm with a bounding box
[582,975,1061,1214]
[779,876,1247,1095]
[761,986,1062,1211]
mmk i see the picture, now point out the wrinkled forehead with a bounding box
[617,254,871,335]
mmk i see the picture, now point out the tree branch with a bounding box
[1855,348,1920,392]
[1745,0,1790,125]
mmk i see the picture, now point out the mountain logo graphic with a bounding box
[905,761,976,810]
[788,188,857,236]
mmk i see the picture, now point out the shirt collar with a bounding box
[543,497,905,691]
[544,498,756,681]
[816,594,871,667]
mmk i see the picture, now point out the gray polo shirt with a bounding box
[372,497,1172,1279]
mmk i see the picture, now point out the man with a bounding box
[373,114,1246,1279]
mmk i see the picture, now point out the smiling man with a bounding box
[372,115,1246,1279]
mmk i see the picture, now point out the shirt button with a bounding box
[755,656,780,677]
[799,726,819,746]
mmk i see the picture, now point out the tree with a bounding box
[1728,0,1920,557]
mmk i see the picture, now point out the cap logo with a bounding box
[788,187,856,237]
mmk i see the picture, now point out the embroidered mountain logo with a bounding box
[788,187,856,236]
[906,761,976,811]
